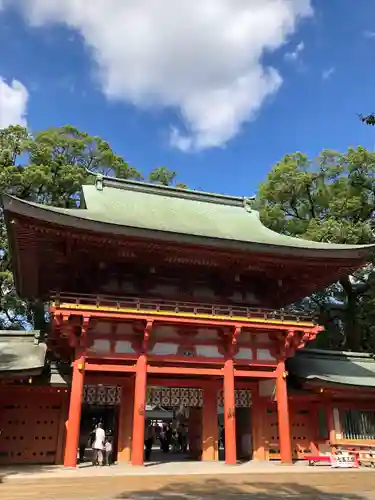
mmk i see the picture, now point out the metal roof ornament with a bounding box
[95,174,104,191]
[243,196,256,213]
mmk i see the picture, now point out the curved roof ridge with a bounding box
[88,168,252,208]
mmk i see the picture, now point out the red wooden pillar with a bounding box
[64,354,85,467]
[276,360,292,464]
[131,321,152,466]
[131,354,147,465]
[223,358,236,465]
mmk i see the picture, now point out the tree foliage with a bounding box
[256,148,375,352]
[0,125,182,331]
[360,113,375,126]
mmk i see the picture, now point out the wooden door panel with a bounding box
[0,392,62,465]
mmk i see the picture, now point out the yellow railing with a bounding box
[50,292,313,324]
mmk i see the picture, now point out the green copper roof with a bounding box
[287,349,375,388]
[2,176,375,257]
[0,330,46,376]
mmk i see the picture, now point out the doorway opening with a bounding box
[145,386,202,463]
[78,384,121,465]
[217,389,253,462]
[236,406,252,461]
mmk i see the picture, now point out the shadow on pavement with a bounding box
[114,477,372,500]
[1,472,374,499]
[0,464,61,484]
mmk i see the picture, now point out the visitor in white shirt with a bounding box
[92,423,105,466]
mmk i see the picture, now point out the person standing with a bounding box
[104,436,113,466]
[92,423,105,466]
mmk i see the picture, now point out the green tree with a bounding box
[148,166,188,188]
[360,113,375,126]
[256,148,375,352]
[0,125,144,331]
[0,125,185,331]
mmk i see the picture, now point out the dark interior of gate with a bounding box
[77,383,253,464]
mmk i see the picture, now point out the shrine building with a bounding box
[1,174,375,467]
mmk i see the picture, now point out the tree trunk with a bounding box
[340,277,362,352]
[343,295,362,351]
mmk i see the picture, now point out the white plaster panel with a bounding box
[234,348,253,360]
[91,321,112,335]
[256,349,275,361]
[151,343,178,355]
[259,380,275,398]
[195,328,218,340]
[153,326,180,339]
[116,323,134,335]
[196,345,223,358]
[91,339,111,353]
[115,341,135,354]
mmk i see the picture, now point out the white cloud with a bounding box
[322,66,335,81]
[284,41,304,61]
[363,30,375,39]
[0,78,29,129]
[11,0,313,151]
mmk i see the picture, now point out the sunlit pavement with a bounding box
[2,469,375,500]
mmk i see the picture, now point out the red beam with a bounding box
[85,375,134,385]
[147,378,220,388]
[85,363,136,373]
[235,369,276,378]
[147,366,222,376]
[85,361,276,378]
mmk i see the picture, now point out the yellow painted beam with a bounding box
[51,301,315,328]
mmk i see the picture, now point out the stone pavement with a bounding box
[2,470,375,500]
[0,459,372,481]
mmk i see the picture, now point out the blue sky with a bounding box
[0,0,375,196]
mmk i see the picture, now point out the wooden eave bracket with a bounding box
[79,315,91,347]
[281,326,322,359]
[143,319,153,352]
[232,325,241,344]
[227,325,241,356]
